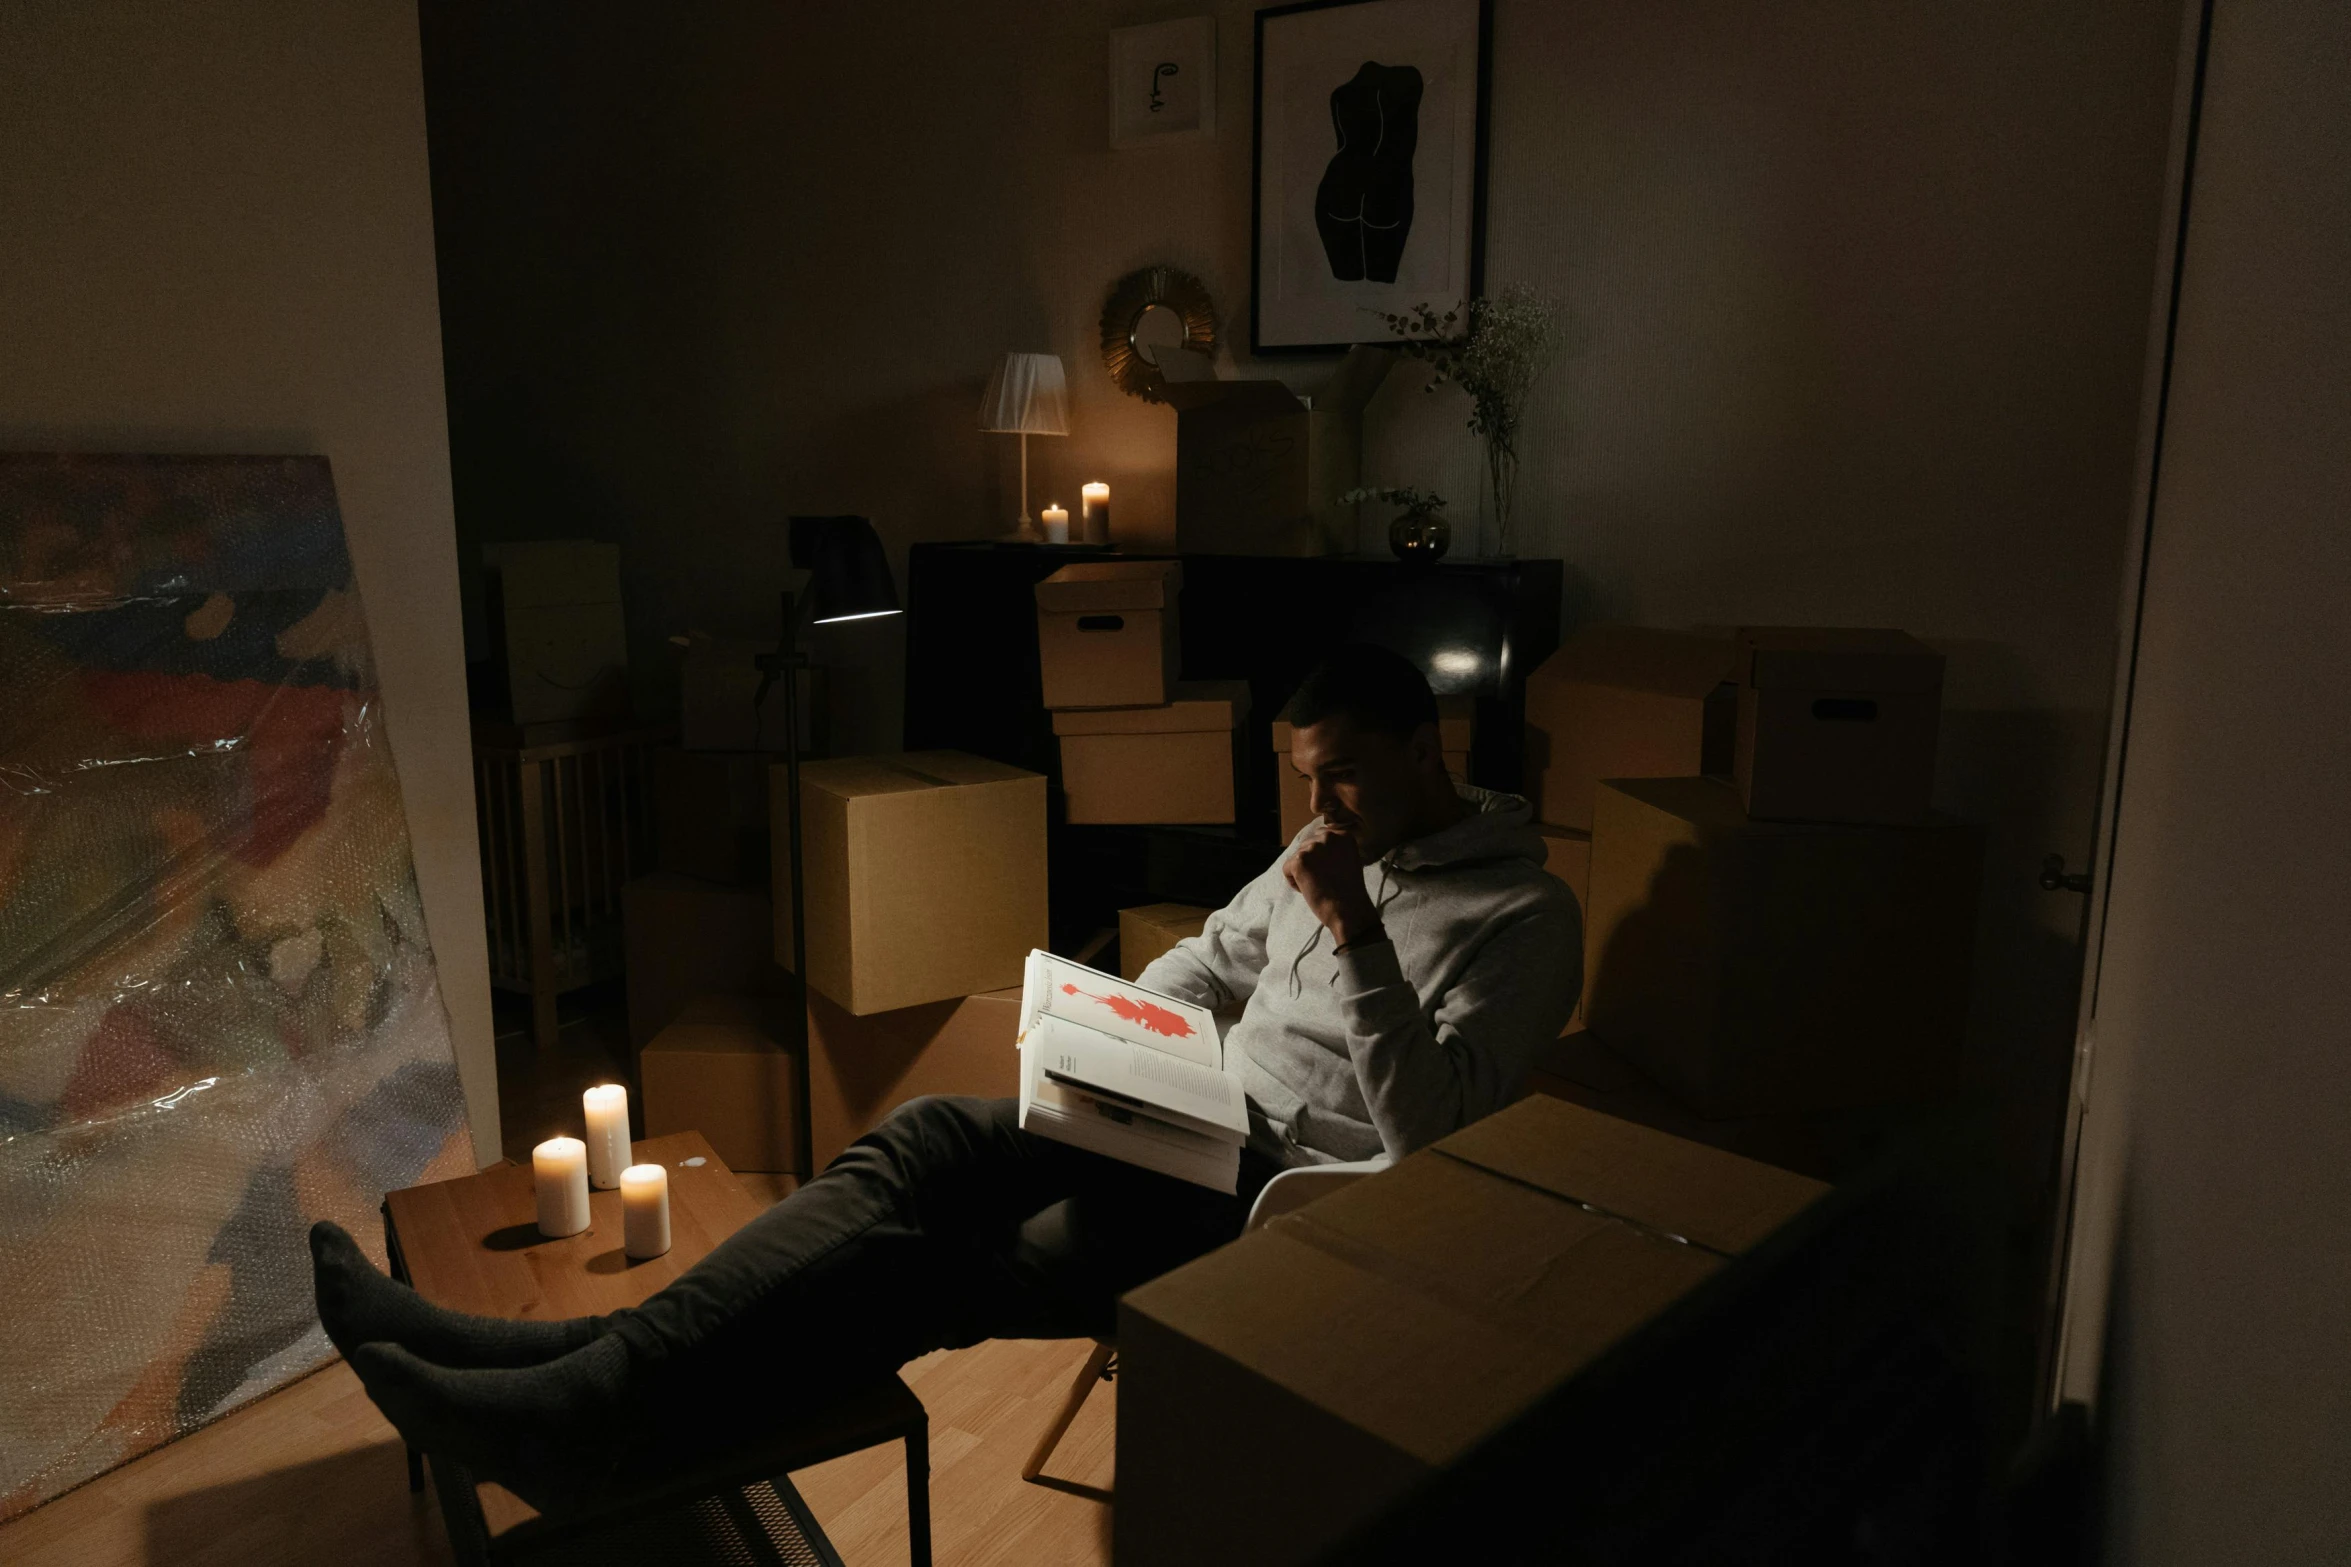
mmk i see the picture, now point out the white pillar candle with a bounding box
[532,1136,591,1238]
[621,1163,671,1260]
[1080,483,1110,544]
[582,1083,630,1190]
[1041,503,1069,544]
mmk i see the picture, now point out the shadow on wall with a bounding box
[1579,696,2101,1446]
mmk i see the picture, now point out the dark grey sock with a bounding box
[310,1220,597,1369]
[350,1337,634,1517]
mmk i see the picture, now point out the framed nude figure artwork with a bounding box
[1251,0,1492,353]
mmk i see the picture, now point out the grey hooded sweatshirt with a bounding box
[1137,786,1582,1167]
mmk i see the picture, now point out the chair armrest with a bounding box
[1244,1158,1389,1233]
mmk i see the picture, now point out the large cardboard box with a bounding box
[484,541,631,725]
[1583,777,1982,1118]
[804,986,1022,1172]
[1734,626,1944,825]
[1273,694,1473,842]
[640,995,802,1173]
[1523,625,1736,832]
[652,748,769,886]
[1117,1095,1828,1567]
[1119,902,1212,980]
[1164,348,1391,556]
[1034,560,1182,710]
[623,872,789,1050]
[1053,680,1248,825]
[774,751,1047,1016]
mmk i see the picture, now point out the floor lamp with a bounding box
[979,352,1069,532]
[755,514,902,1179]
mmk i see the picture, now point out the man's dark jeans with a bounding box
[596,1095,1267,1435]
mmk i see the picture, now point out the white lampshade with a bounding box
[979,352,1070,436]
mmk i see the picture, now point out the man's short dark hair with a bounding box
[1284,644,1440,741]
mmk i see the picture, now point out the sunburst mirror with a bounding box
[1099,266,1218,403]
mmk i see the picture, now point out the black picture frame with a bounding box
[1250,0,1493,355]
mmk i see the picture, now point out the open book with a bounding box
[1016,950,1249,1193]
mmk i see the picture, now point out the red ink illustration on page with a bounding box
[1060,982,1196,1039]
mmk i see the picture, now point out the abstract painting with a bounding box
[1252,0,1491,352]
[0,454,474,1519]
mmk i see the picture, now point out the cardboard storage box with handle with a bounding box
[1733,626,1944,825]
[1116,1095,1828,1567]
[1522,625,1736,832]
[1034,559,1182,710]
[1053,680,1249,825]
[774,751,1047,1015]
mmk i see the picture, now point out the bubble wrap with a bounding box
[0,455,474,1519]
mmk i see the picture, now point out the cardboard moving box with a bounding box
[1734,626,1944,825]
[623,872,789,1050]
[653,747,770,886]
[484,540,630,725]
[1117,1095,1829,1567]
[805,987,1022,1172]
[1054,680,1249,825]
[1165,348,1391,556]
[1034,559,1182,710]
[1119,902,1212,980]
[1274,693,1472,843]
[640,995,802,1173]
[1583,777,1982,1118]
[1523,625,1736,832]
[775,751,1047,1015]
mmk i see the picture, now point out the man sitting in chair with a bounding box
[313,643,1581,1513]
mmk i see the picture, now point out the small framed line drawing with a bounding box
[1111,17,1216,148]
[1252,0,1492,353]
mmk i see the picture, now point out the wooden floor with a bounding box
[0,1335,1115,1567]
[2,992,1115,1565]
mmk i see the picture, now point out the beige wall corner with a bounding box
[0,0,501,1163]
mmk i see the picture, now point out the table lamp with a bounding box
[755,515,902,1177]
[979,352,1069,533]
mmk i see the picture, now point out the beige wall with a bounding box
[0,1,500,1163]
[429,0,2183,1265]
[2085,0,2351,1556]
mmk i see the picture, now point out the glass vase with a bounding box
[1483,437,1520,558]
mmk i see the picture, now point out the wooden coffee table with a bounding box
[380,1130,930,1566]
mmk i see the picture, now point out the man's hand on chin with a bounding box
[1283,826,1385,949]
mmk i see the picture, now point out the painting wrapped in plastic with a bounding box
[0,454,474,1518]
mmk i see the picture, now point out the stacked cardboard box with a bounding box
[1054,682,1251,825]
[1523,624,1973,1127]
[773,751,1047,1015]
[623,871,790,1051]
[1036,561,1249,826]
[804,987,1023,1171]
